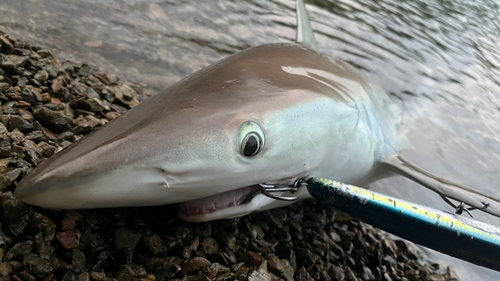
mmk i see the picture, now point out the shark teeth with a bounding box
[178,185,260,217]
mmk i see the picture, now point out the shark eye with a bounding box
[242,132,262,157]
[239,121,265,157]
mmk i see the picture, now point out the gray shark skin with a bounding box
[14,0,500,222]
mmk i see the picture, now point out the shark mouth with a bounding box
[178,185,261,217]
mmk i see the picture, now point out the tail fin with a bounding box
[296,0,317,50]
[381,154,500,218]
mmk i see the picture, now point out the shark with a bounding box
[14,0,500,222]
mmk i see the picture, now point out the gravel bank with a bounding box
[0,28,459,281]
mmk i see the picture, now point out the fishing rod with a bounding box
[261,178,500,272]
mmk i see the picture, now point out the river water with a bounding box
[2,0,500,280]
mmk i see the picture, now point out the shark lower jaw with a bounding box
[178,185,261,219]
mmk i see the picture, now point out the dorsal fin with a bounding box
[296,0,317,50]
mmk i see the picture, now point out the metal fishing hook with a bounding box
[260,178,308,201]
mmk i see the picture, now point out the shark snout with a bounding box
[14,162,174,209]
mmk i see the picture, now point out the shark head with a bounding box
[15,43,381,221]
[15,0,397,222]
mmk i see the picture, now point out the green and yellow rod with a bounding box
[307,178,500,272]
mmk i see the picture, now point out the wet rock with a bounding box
[0,223,12,249]
[89,272,106,281]
[56,230,81,249]
[110,103,127,114]
[11,129,25,145]
[235,265,249,280]
[72,115,101,134]
[0,37,14,54]
[0,137,11,158]
[215,272,235,281]
[247,261,271,281]
[1,55,28,71]
[115,265,135,281]
[70,250,86,273]
[115,228,141,252]
[4,240,34,262]
[181,257,211,275]
[57,88,72,102]
[62,270,78,281]
[203,263,229,279]
[37,50,52,58]
[345,266,357,281]
[32,213,56,243]
[34,233,54,259]
[0,261,12,277]
[78,272,90,281]
[34,71,49,82]
[33,107,72,133]
[112,85,140,108]
[361,266,375,281]
[11,144,25,159]
[0,83,9,92]
[329,264,344,281]
[247,223,265,240]
[57,131,74,142]
[7,115,33,132]
[294,267,314,281]
[19,270,36,281]
[145,257,182,279]
[20,87,42,106]
[201,237,219,255]
[395,240,424,260]
[38,141,56,157]
[23,253,54,277]
[0,159,8,174]
[239,251,263,267]
[51,76,64,94]
[25,130,44,142]
[147,234,166,255]
[62,218,76,231]
[0,193,29,236]
[266,255,294,281]
[24,139,43,165]
[41,93,51,103]
[105,111,120,121]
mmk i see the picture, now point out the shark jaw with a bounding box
[178,180,310,222]
[178,185,261,221]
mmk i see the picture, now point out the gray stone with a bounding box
[32,213,56,243]
[202,237,219,255]
[4,241,33,262]
[20,87,42,106]
[7,115,33,132]
[115,228,141,252]
[70,249,86,273]
[147,234,166,255]
[62,270,79,281]
[115,265,135,281]
[34,233,54,260]
[34,70,49,82]
[23,253,54,277]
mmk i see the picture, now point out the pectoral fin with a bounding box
[381,154,500,218]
